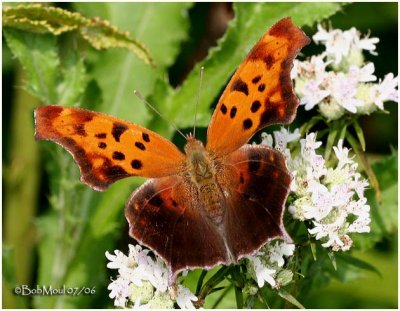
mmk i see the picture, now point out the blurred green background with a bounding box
[2,2,398,308]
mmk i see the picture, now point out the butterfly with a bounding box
[34,17,310,285]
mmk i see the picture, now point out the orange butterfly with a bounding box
[35,17,310,285]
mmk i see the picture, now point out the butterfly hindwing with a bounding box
[125,176,230,284]
[34,106,186,190]
[206,18,310,156]
[219,144,292,258]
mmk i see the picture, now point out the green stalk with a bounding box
[3,67,40,308]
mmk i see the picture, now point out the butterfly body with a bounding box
[184,137,225,223]
[34,18,310,286]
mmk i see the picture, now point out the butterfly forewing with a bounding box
[34,106,186,190]
[206,17,310,156]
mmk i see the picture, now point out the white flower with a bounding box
[133,298,150,309]
[106,244,198,309]
[301,132,322,155]
[308,211,347,248]
[348,63,376,82]
[372,73,399,109]
[272,131,371,252]
[327,72,364,113]
[333,139,354,168]
[108,277,131,307]
[313,25,353,64]
[106,249,129,270]
[176,285,198,309]
[354,32,379,55]
[273,127,301,158]
[295,24,395,117]
[313,25,379,65]
[260,132,273,147]
[268,243,295,267]
[247,255,276,288]
[300,79,330,110]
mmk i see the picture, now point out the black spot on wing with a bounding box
[135,142,146,151]
[112,151,125,160]
[258,83,266,92]
[243,119,253,130]
[264,54,274,70]
[251,101,261,113]
[112,123,128,142]
[73,124,87,136]
[220,103,227,115]
[230,106,237,119]
[252,75,262,84]
[131,159,142,169]
[231,78,249,96]
[95,133,107,139]
[98,142,107,149]
[142,132,150,142]
[104,165,128,179]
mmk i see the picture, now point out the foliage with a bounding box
[2,2,397,309]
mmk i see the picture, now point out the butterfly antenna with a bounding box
[193,66,204,138]
[133,90,186,139]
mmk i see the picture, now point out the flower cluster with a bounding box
[106,244,197,309]
[246,241,295,290]
[291,23,398,119]
[262,129,371,251]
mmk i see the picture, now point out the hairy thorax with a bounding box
[184,137,225,224]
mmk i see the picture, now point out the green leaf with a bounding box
[324,123,340,160]
[3,29,59,102]
[278,289,305,309]
[57,35,88,106]
[352,152,398,250]
[154,2,344,133]
[3,3,153,65]
[234,285,244,308]
[327,251,337,271]
[74,3,192,123]
[3,4,85,34]
[336,253,382,277]
[347,133,381,202]
[353,120,366,151]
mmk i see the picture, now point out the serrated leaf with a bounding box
[154,2,344,134]
[3,4,85,34]
[3,3,153,65]
[3,28,59,102]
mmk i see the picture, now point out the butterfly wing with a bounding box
[218,144,292,258]
[125,175,231,285]
[34,105,186,190]
[206,17,310,156]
